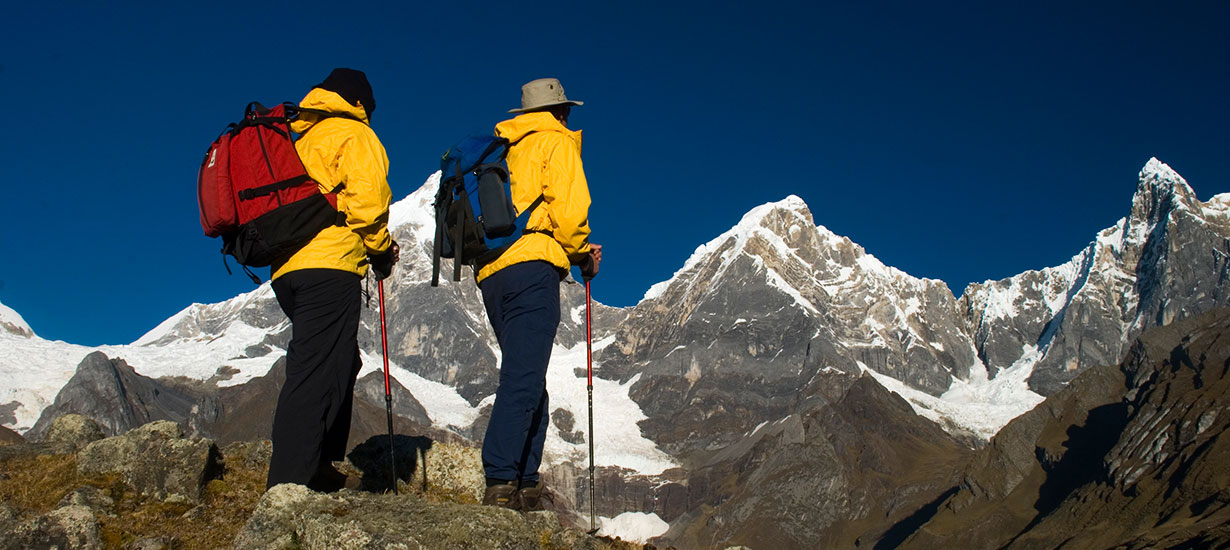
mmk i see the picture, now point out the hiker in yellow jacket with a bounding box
[480,78,603,510]
[266,68,400,492]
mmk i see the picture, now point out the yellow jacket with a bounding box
[479,112,592,283]
[271,89,393,280]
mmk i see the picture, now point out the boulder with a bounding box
[41,413,105,453]
[346,435,483,500]
[233,484,623,550]
[56,486,116,514]
[221,440,273,471]
[0,504,102,550]
[77,420,223,504]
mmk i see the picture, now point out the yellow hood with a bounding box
[495,112,582,153]
[290,88,369,134]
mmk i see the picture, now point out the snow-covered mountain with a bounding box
[962,158,1230,395]
[3,157,1229,546]
[6,159,1228,440]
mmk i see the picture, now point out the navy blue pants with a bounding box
[267,269,362,489]
[479,261,561,483]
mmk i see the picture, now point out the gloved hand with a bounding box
[369,240,400,281]
[578,243,602,280]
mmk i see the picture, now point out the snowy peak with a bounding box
[0,301,34,338]
[642,196,816,302]
[962,157,1230,397]
[388,171,441,243]
[132,284,282,347]
[1131,157,1198,226]
[641,193,927,306]
[1139,157,1187,186]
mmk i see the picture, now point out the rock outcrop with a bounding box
[26,352,200,440]
[234,483,628,550]
[0,504,102,550]
[40,413,105,453]
[890,307,1230,549]
[77,420,223,504]
[0,419,651,550]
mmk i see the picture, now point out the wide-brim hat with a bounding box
[508,77,584,113]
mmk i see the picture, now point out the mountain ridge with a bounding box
[4,157,1227,442]
[3,157,1230,545]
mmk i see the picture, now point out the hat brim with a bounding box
[508,99,584,114]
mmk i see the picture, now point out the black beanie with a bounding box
[314,68,376,116]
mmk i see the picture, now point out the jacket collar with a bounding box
[291,88,369,134]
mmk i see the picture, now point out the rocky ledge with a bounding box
[0,415,662,550]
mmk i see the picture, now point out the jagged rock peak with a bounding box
[1131,157,1197,224]
[744,194,813,223]
[1139,157,1187,187]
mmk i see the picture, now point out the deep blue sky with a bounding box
[2,2,1227,346]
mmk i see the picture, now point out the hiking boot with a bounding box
[517,480,548,512]
[482,480,521,510]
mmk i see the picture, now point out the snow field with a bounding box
[356,351,481,430]
[597,512,670,543]
[541,339,678,475]
[858,343,1046,440]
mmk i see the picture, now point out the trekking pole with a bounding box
[585,276,597,533]
[378,279,398,494]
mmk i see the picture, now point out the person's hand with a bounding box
[580,243,602,280]
[369,240,400,281]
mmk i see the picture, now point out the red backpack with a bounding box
[197,102,348,281]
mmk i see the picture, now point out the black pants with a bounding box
[266,269,362,489]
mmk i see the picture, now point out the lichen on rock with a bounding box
[76,420,222,504]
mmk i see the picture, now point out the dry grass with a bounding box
[0,453,119,513]
[0,447,269,550]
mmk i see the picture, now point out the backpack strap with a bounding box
[451,172,468,283]
[431,175,449,288]
[280,103,352,228]
[430,173,458,287]
[236,174,313,201]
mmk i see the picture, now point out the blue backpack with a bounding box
[432,133,544,286]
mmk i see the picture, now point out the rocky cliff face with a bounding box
[962,159,1230,396]
[26,352,446,455]
[25,352,201,440]
[891,307,1230,550]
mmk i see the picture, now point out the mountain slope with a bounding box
[893,307,1230,550]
